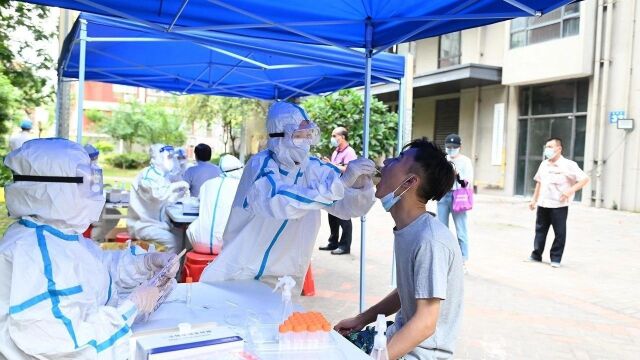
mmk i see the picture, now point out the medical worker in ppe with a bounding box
[0,138,178,359]
[186,154,244,255]
[201,102,377,285]
[167,147,189,182]
[128,144,189,253]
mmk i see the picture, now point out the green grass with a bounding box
[102,164,140,190]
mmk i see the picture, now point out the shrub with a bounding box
[94,140,115,154]
[105,152,148,169]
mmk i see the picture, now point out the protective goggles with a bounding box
[12,163,104,197]
[269,121,321,147]
[159,145,175,156]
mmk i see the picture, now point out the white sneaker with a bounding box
[550,262,561,268]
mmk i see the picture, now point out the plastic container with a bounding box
[115,232,130,243]
[277,311,332,351]
[181,251,218,282]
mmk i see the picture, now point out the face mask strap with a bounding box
[393,175,415,197]
[13,174,83,184]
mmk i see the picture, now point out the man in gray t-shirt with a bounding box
[335,138,463,360]
[388,212,463,359]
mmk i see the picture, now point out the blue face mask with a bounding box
[446,148,460,157]
[330,137,339,148]
[543,148,556,159]
[380,176,414,212]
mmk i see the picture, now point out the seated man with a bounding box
[335,138,463,360]
[187,154,244,254]
[182,143,223,197]
[128,144,189,253]
[201,102,377,286]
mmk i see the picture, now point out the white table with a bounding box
[101,202,129,220]
[132,280,369,359]
[165,204,199,225]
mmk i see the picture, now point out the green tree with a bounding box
[0,1,55,118]
[302,89,398,162]
[214,97,264,156]
[100,101,186,150]
[0,70,21,138]
[179,95,218,135]
[141,101,186,146]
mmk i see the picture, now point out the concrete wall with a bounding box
[502,0,597,85]
[592,0,640,211]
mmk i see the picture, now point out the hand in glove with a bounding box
[169,181,189,193]
[129,285,161,314]
[351,174,373,189]
[144,252,180,278]
[341,158,377,188]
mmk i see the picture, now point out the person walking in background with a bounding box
[528,137,590,268]
[182,143,223,197]
[9,120,35,151]
[319,127,358,255]
[437,134,473,269]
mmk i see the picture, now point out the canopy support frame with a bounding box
[76,19,87,143]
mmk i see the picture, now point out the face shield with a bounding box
[269,120,320,148]
[159,145,175,173]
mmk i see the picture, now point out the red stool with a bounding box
[181,251,217,282]
[115,232,131,243]
[82,225,93,239]
[301,265,315,297]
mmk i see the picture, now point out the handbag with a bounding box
[452,174,473,213]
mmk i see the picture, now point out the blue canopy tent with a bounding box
[29,0,574,311]
[60,13,405,140]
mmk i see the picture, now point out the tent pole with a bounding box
[390,75,406,287]
[76,19,87,144]
[360,20,373,314]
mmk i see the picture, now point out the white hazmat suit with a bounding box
[0,138,169,359]
[201,102,376,285]
[186,154,244,255]
[128,144,189,254]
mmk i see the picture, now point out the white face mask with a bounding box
[330,137,339,148]
[446,148,460,157]
[543,148,556,159]
[380,176,414,212]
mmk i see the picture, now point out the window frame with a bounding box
[438,31,461,68]
[510,4,580,48]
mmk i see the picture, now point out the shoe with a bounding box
[319,244,338,251]
[331,248,350,255]
[550,262,561,268]
[526,256,541,262]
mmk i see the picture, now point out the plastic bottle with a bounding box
[273,276,296,323]
[370,314,389,360]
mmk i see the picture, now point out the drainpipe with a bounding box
[619,0,637,210]
[471,86,480,174]
[587,0,604,206]
[595,0,614,208]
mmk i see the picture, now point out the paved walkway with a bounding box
[299,195,640,359]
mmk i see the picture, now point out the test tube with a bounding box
[185,276,193,307]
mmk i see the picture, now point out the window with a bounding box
[510,3,580,48]
[438,32,461,68]
[515,79,589,199]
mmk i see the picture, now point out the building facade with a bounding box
[375,0,640,212]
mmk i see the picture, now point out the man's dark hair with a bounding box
[404,137,456,202]
[194,143,212,161]
[546,137,563,147]
[337,127,349,141]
